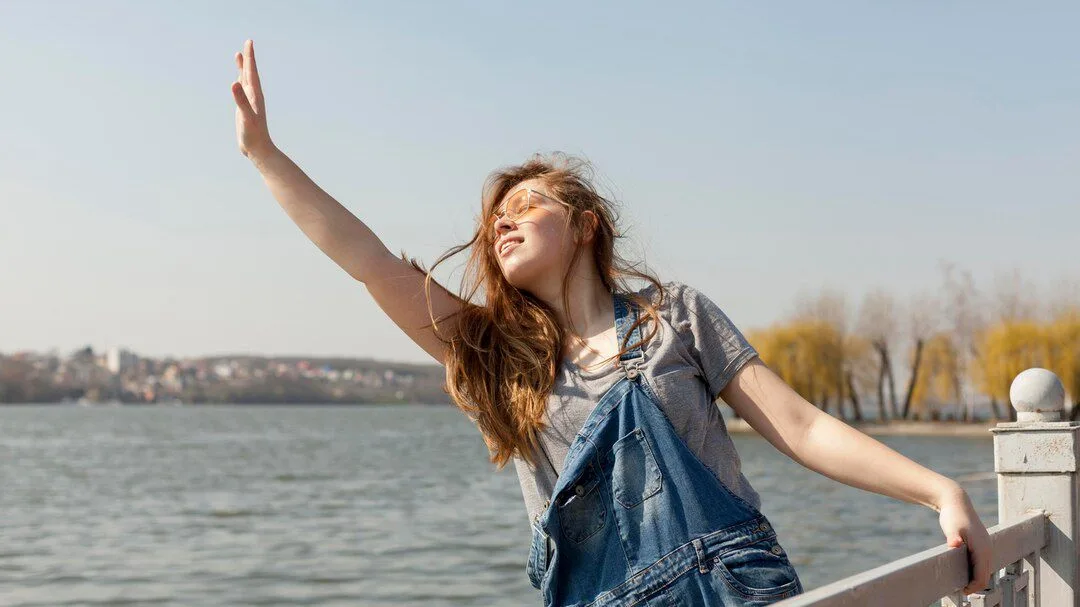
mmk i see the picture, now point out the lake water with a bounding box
[0,405,998,606]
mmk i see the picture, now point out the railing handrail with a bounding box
[775,511,1047,606]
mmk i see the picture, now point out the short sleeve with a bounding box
[665,282,758,401]
[513,455,546,524]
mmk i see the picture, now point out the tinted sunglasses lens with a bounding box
[507,190,530,220]
[490,189,531,237]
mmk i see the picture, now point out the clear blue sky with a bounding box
[2,1,1076,363]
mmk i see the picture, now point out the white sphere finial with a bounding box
[1010,368,1066,422]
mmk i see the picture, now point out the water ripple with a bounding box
[0,405,995,606]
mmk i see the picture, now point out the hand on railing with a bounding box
[937,485,992,594]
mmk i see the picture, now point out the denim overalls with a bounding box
[526,293,804,606]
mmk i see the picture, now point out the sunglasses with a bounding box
[489,188,568,237]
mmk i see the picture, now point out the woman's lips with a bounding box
[499,238,523,257]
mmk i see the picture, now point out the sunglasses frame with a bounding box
[490,188,568,238]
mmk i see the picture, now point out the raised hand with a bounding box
[231,40,274,159]
[230,39,464,365]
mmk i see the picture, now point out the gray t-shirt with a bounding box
[512,281,761,525]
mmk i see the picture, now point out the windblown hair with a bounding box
[407,153,666,470]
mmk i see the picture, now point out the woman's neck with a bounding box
[530,255,613,343]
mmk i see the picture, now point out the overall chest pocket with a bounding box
[557,462,607,544]
[606,428,663,509]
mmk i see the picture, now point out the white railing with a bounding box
[776,368,1079,607]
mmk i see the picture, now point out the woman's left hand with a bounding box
[937,485,993,595]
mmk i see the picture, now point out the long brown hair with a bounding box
[406,153,666,469]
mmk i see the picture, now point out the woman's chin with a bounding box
[501,262,544,292]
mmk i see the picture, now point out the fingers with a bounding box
[974,543,991,590]
[231,81,255,120]
[961,537,992,594]
[231,40,264,116]
[233,51,253,113]
[946,533,963,548]
[243,40,264,111]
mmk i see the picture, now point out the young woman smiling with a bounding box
[230,40,991,606]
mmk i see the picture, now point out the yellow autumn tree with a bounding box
[973,321,1050,407]
[748,325,807,399]
[1047,309,1080,416]
[749,321,846,414]
[909,333,961,419]
[967,311,1078,420]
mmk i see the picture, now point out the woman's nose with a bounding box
[493,214,516,235]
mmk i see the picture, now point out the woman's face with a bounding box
[491,178,581,292]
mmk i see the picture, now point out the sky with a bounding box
[1,1,1077,364]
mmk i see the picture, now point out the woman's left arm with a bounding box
[719,357,992,595]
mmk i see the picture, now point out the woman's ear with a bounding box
[579,210,599,244]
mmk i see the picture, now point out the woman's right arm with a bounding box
[230,40,466,365]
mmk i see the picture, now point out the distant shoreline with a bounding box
[725,418,997,437]
[0,403,1014,436]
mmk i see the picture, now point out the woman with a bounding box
[230,40,991,606]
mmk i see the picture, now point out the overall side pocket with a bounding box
[526,521,549,590]
[711,536,801,600]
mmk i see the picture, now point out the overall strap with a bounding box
[535,292,646,490]
[612,292,646,379]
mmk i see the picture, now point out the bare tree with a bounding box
[793,288,850,334]
[1046,275,1080,320]
[845,372,863,421]
[856,289,899,421]
[940,261,986,421]
[981,268,1042,421]
[793,288,851,419]
[901,292,939,419]
[1046,275,1080,421]
[992,268,1039,323]
[846,336,879,423]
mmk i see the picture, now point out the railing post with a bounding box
[991,368,1080,606]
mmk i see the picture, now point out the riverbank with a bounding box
[725,418,998,436]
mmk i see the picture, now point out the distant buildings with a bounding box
[105,347,138,375]
[0,347,449,405]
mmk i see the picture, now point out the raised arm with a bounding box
[230,40,466,364]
